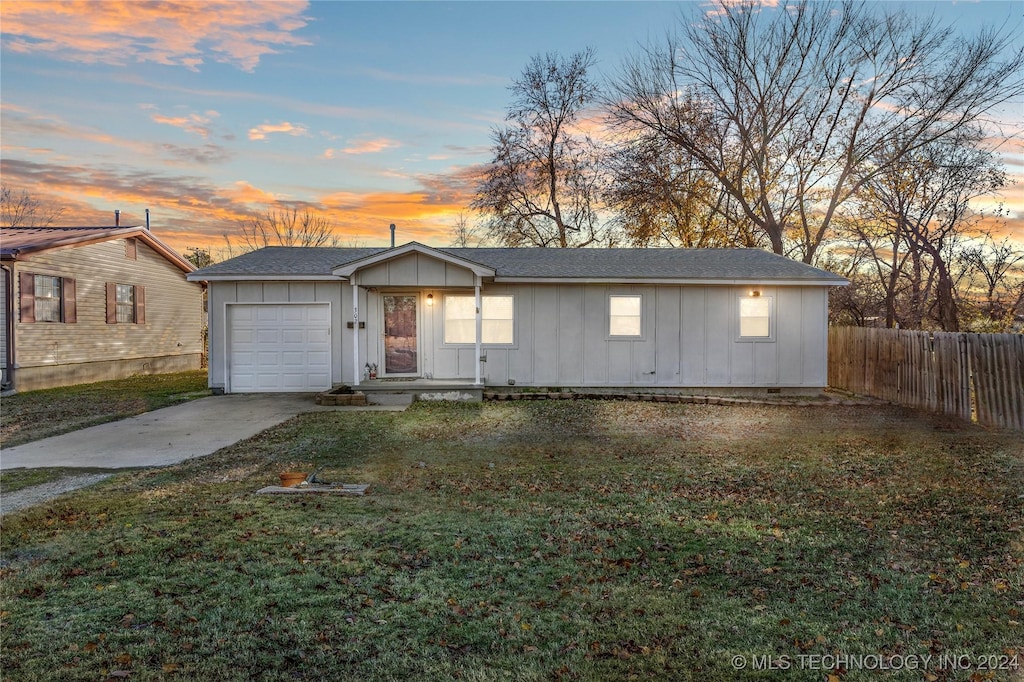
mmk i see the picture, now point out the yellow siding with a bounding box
[13,238,204,369]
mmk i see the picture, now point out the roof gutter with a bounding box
[491,277,849,286]
[186,274,345,283]
[1,261,16,391]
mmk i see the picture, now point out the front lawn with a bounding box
[0,370,209,449]
[1,401,1021,681]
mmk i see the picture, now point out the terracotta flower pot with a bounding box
[279,472,308,487]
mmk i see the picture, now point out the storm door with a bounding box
[382,294,418,375]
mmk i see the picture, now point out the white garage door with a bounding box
[228,304,332,392]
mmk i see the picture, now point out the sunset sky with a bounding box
[2,0,1022,256]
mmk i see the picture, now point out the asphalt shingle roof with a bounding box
[192,247,387,277]
[190,245,846,283]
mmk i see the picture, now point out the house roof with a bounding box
[1,226,195,273]
[188,244,847,285]
[189,247,387,280]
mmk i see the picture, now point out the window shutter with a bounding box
[62,278,77,323]
[106,282,117,324]
[135,285,145,324]
[125,238,137,260]
[19,271,35,323]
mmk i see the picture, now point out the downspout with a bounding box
[1,261,16,391]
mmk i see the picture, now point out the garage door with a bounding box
[228,304,331,392]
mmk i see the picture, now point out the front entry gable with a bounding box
[332,242,494,287]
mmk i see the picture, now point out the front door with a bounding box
[383,294,418,375]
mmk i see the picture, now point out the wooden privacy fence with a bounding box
[829,327,1024,431]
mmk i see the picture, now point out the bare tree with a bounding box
[183,247,215,269]
[608,1,1024,264]
[1,186,64,228]
[605,132,762,248]
[236,206,340,251]
[473,49,612,248]
[449,212,487,248]
[959,232,1024,330]
[840,128,1008,331]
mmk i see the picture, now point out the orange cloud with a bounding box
[339,137,402,155]
[248,122,309,141]
[0,0,312,72]
[150,110,219,138]
[223,181,279,207]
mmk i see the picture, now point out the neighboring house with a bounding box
[1,226,205,392]
[188,242,847,396]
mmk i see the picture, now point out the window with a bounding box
[116,284,135,323]
[19,272,76,323]
[609,295,642,337]
[106,282,145,324]
[444,295,514,344]
[739,295,772,338]
[34,275,62,322]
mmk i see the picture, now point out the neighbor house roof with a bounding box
[1,226,195,273]
[188,243,847,286]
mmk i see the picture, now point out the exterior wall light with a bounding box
[427,293,434,306]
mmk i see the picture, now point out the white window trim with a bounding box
[34,274,63,323]
[116,283,136,324]
[737,294,775,342]
[442,293,516,347]
[608,293,644,340]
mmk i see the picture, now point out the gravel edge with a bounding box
[1,474,113,515]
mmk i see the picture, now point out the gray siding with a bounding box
[207,280,368,390]
[357,253,475,287]
[415,283,829,388]
[207,280,831,391]
[12,238,204,388]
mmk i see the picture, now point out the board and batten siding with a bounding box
[12,238,204,387]
[207,280,371,391]
[207,280,829,390]
[356,252,476,288]
[411,283,829,388]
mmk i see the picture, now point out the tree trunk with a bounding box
[933,264,960,332]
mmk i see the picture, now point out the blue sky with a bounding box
[1,1,1021,253]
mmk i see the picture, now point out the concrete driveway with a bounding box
[0,394,402,470]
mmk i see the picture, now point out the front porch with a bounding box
[354,378,483,405]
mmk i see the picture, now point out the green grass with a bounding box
[1,401,1022,681]
[0,370,209,450]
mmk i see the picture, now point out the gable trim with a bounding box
[2,227,195,274]
[332,242,496,278]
